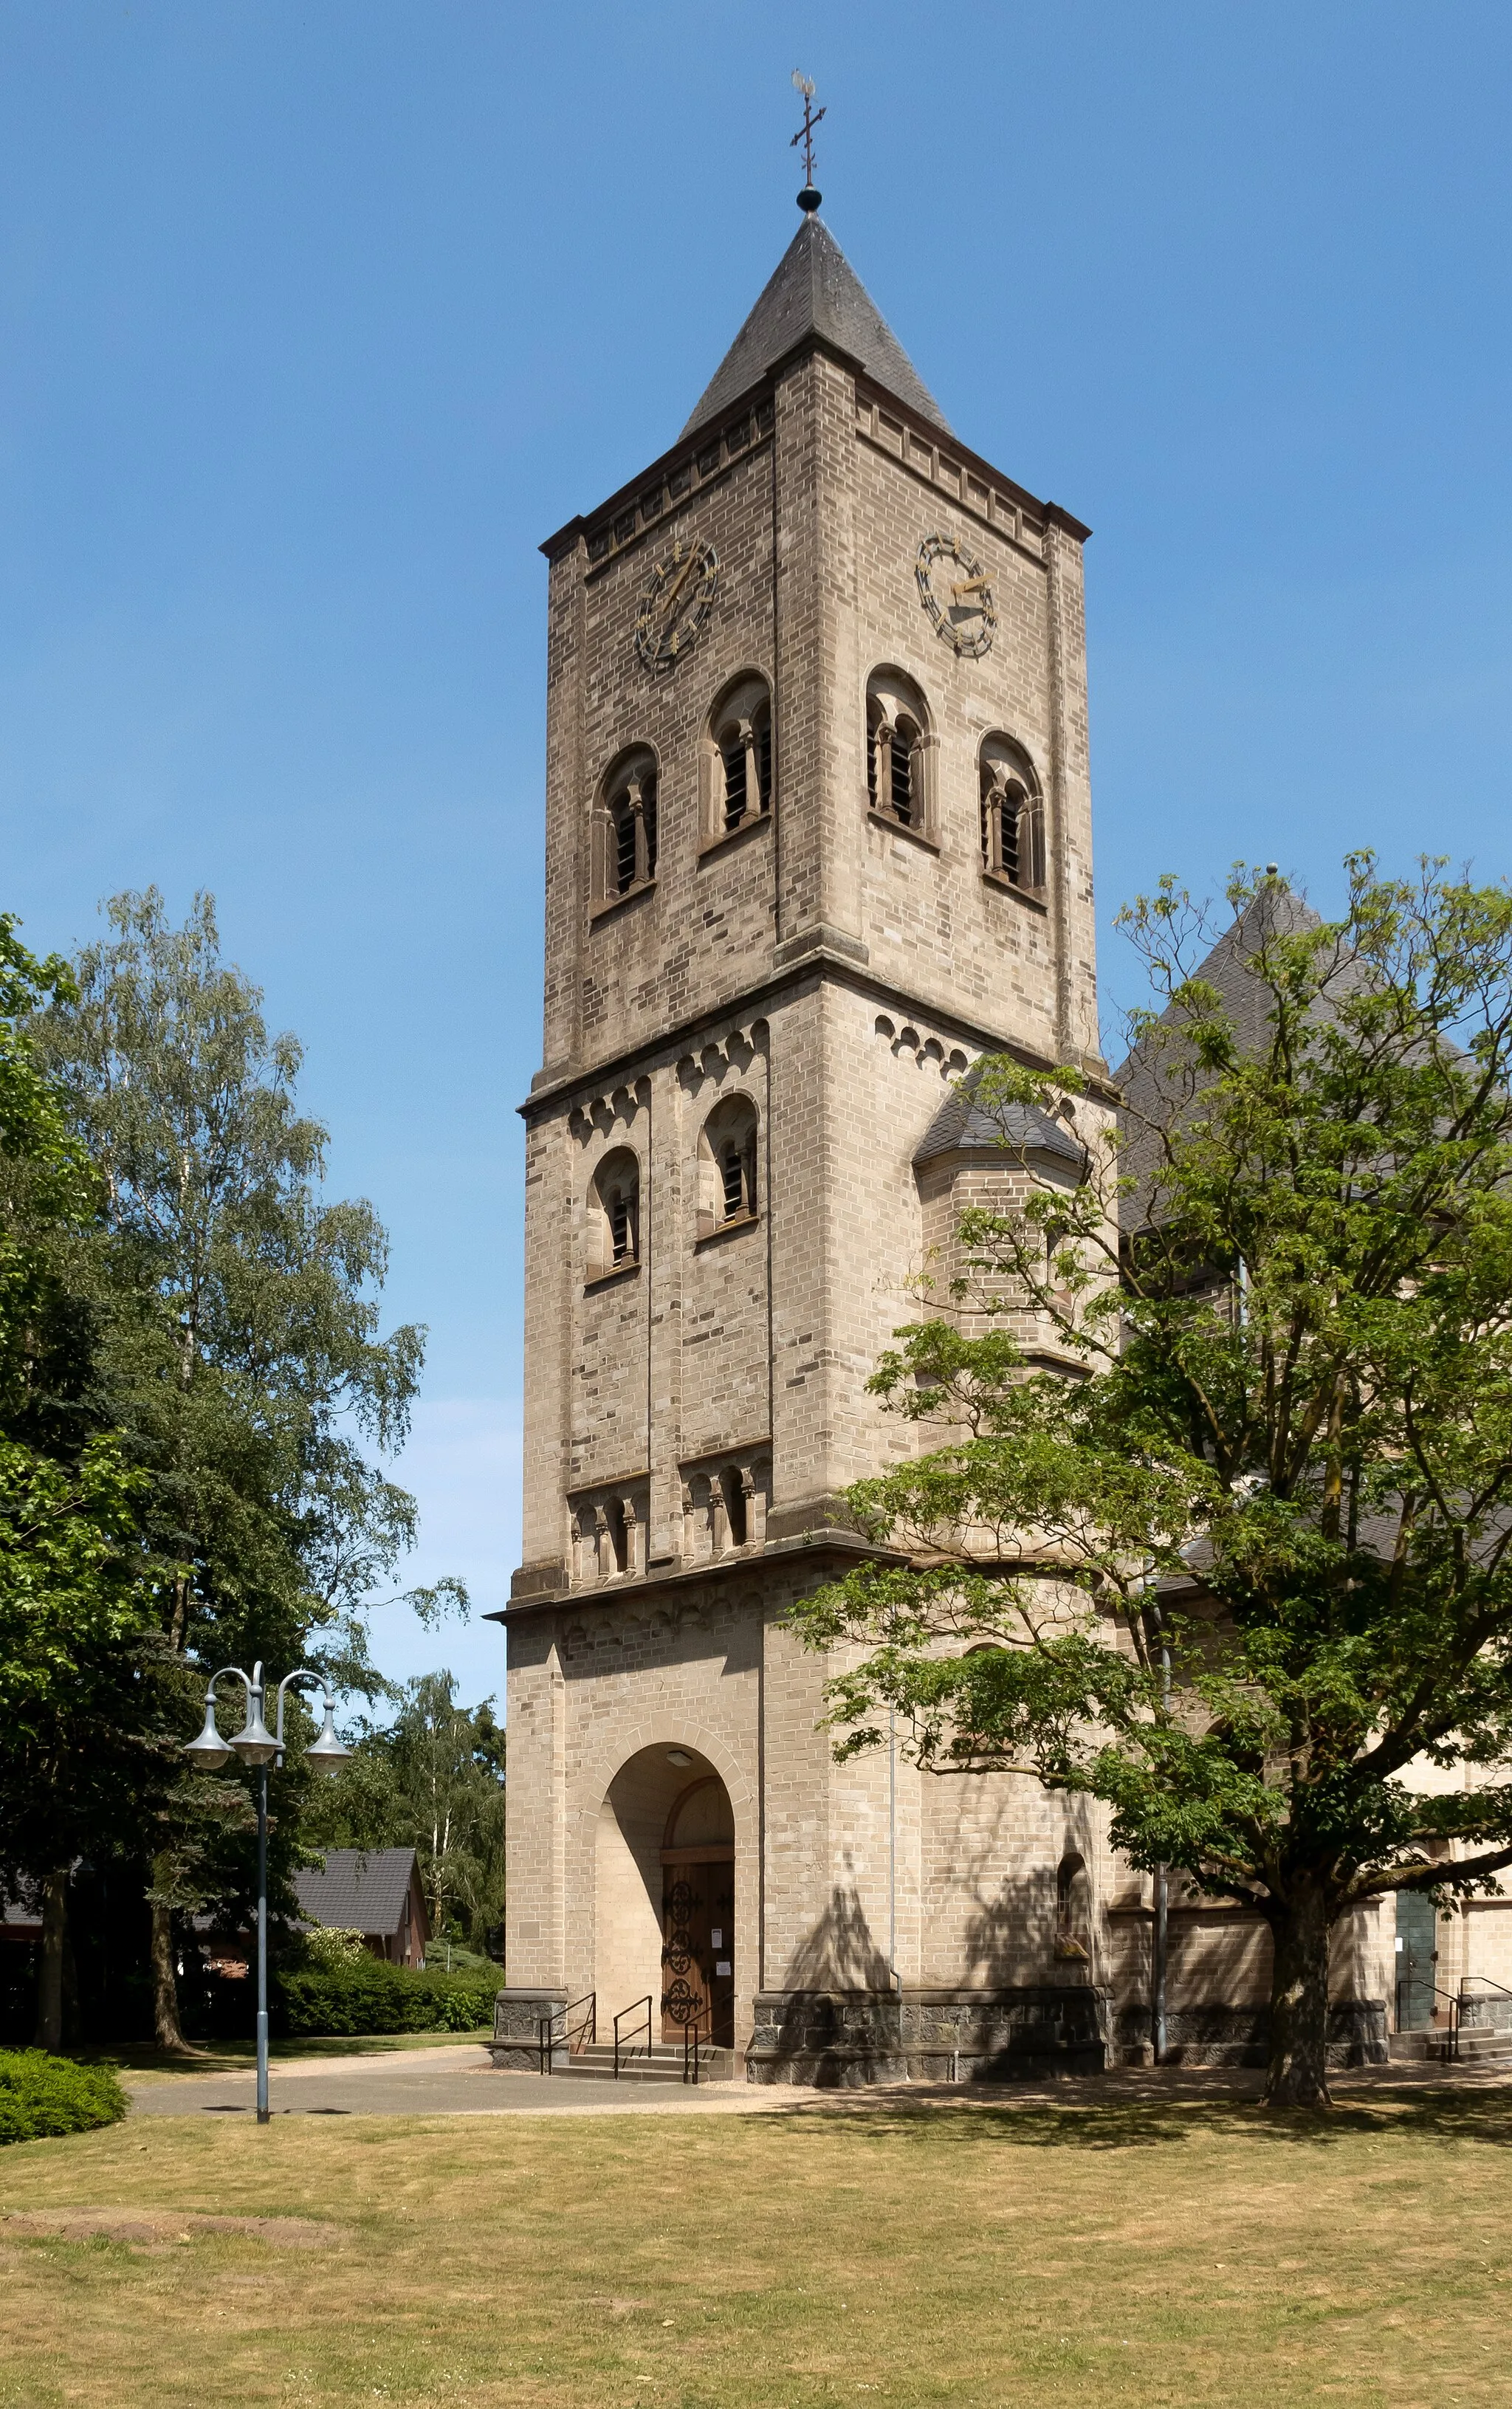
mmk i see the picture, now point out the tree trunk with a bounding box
[62,1914,80,2047]
[148,1865,188,2052]
[1265,1879,1334,2107]
[32,1866,69,2052]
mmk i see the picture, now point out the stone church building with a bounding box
[489,201,1495,2081]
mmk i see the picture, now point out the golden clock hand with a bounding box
[950,577,991,602]
[660,550,701,617]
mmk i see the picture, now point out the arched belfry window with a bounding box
[979,735,1045,895]
[866,669,934,836]
[594,745,659,906]
[695,1093,759,1239]
[703,673,773,846]
[588,1147,641,1282]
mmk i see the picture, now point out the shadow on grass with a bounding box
[758,2087,1512,2153]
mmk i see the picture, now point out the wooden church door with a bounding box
[660,1773,735,2049]
[661,1860,734,2049]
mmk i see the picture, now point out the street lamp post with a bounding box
[183,1663,351,2123]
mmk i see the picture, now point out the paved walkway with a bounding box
[124,2043,1512,2120]
[126,2044,794,2118]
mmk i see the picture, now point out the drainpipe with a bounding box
[1152,1866,1168,2066]
[888,1705,898,1990]
[1152,1604,1170,2064]
[888,1703,904,2073]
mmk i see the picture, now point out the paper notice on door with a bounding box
[711,1930,722,1948]
[715,1962,732,1977]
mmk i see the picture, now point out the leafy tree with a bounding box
[790,857,1512,2107]
[301,1673,504,1951]
[0,915,161,2048]
[30,890,463,2046]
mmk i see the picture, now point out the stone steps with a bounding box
[1455,2030,1512,2069]
[1389,2027,1512,2069]
[551,2042,736,2086]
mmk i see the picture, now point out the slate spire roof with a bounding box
[681,214,951,439]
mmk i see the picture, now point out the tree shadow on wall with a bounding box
[954,1790,1102,1993]
[780,1884,893,1993]
[963,1864,1060,1990]
[772,1885,896,2085]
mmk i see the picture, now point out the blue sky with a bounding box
[4,2,1511,1704]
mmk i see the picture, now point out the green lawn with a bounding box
[1,2089,1508,2406]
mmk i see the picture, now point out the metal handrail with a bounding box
[683,2003,710,2087]
[614,1994,652,2079]
[1398,1976,1460,2061]
[536,1990,596,2075]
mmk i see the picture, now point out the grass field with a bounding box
[2,2087,1510,2407]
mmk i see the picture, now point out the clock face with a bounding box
[634,539,720,672]
[915,533,997,659]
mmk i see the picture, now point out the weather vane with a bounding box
[791,72,825,213]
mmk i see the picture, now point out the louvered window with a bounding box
[890,721,917,824]
[721,1144,746,1220]
[714,702,772,835]
[607,768,657,896]
[721,733,746,829]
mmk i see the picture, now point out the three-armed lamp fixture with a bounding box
[184,1663,352,2122]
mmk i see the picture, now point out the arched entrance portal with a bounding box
[595,1745,736,2052]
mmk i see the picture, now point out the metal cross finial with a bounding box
[791,71,825,212]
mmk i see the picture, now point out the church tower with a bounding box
[492,188,1115,2083]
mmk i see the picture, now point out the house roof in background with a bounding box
[292,1847,419,1937]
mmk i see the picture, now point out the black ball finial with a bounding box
[797,185,822,213]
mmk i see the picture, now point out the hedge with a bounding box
[274,1957,497,2037]
[0,2050,128,2146]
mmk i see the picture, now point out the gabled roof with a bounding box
[292,1847,420,1939]
[682,214,951,439]
[915,1065,1085,1171]
[1113,883,1324,1229]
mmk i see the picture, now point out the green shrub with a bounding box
[303,1925,368,1967]
[273,1956,496,2037]
[0,2050,128,2145]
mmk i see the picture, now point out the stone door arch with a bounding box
[594,1742,736,2049]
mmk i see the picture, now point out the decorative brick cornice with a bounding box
[519,950,1119,1123]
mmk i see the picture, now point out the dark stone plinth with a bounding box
[1113,1997,1388,2069]
[488,1987,568,2072]
[746,1987,1109,2087]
